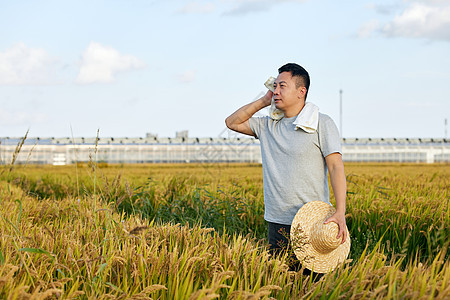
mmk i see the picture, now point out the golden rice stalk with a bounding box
[128,284,167,299]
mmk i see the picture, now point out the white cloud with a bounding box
[357,20,380,38]
[176,0,307,16]
[178,1,215,14]
[224,0,269,15]
[366,3,401,15]
[76,42,145,84]
[222,0,307,16]
[382,2,450,41]
[177,70,196,83]
[0,43,59,85]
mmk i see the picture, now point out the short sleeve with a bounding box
[318,114,342,157]
[249,116,268,139]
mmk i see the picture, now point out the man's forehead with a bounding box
[275,72,294,83]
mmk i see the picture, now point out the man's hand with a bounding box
[324,211,347,244]
[261,90,273,106]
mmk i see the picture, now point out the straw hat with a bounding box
[290,201,351,273]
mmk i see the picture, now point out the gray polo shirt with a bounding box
[249,112,342,225]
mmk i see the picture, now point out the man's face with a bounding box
[273,71,306,113]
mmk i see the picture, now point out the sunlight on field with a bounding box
[0,162,448,299]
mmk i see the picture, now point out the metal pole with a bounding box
[445,118,448,139]
[340,89,343,138]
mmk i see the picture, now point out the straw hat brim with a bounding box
[290,201,351,274]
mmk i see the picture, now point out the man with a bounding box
[225,63,347,256]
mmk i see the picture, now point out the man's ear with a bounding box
[297,87,307,99]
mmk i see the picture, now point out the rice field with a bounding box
[0,161,449,299]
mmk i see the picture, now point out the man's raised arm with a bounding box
[225,91,272,137]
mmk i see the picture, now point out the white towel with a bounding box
[269,101,284,120]
[264,76,319,133]
[293,102,319,133]
[264,77,284,120]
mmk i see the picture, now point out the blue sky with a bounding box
[1,0,449,138]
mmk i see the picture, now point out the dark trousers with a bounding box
[268,221,322,279]
[268,221,291,254]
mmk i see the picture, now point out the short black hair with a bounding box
[278,63,310,99]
